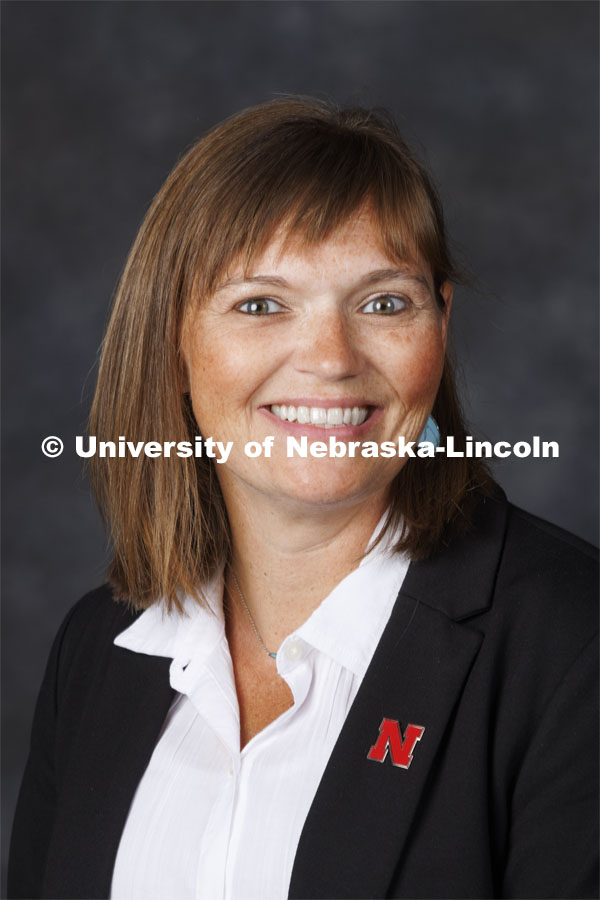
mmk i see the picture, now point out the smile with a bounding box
[270,404,370,427]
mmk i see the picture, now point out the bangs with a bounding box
[188,107,454,299]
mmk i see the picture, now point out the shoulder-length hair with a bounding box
[90,97,493,612]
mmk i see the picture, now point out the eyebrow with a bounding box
[215,268,431,292]
[357,268,431,290]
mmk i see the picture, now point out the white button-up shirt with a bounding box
[110,526,409,900]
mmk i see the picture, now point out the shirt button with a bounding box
[228,760,234,776]
[285,639,303,661]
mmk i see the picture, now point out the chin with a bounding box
[266,463,395,509]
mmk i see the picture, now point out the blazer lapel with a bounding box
[289,491,508,900]
[42,646,175,900]
[289,595,483,900]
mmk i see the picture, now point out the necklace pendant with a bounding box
[268,651,277,659]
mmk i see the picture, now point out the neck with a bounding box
[222,483,389,648]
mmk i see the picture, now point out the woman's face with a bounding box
[181,207,451,513]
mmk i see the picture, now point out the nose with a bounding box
[293,308,365,381]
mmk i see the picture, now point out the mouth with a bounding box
[269,403,372,429]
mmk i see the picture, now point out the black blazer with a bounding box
[8,492,599,899]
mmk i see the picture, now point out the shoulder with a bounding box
[406,487,597,630]
[406,488,597,694]
[502,502,597,585]
[493,501,597,646]
[463,495,598,723]
[58,583,140,646]
[51,585,143,691]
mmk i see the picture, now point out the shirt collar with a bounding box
[114,513,408,682]
[291,518,408,679]
[113,569,225,670]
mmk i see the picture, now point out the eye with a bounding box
[361,294,409,315]
[237,297,284,315]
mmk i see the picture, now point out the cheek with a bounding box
[189,327,239,379]
[184,338,227,427]
[384,326,445,402]
[184,331,271,428]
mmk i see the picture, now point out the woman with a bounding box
[9,98,598,899]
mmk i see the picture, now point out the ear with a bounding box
[438,281,453,348]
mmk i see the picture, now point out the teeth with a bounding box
[270,404,369,428]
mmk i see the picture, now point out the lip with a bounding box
[260,402,383,439]
[266,397,377,410]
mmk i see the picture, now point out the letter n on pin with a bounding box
[367,718,425,769]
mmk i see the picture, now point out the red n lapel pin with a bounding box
[367,718,425,769]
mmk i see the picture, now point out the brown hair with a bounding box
[90,97,493,612]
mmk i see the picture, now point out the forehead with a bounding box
[218,207,432,287]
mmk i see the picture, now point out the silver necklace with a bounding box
[230,568,277,660]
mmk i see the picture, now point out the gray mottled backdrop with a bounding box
[2,0,598,890]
